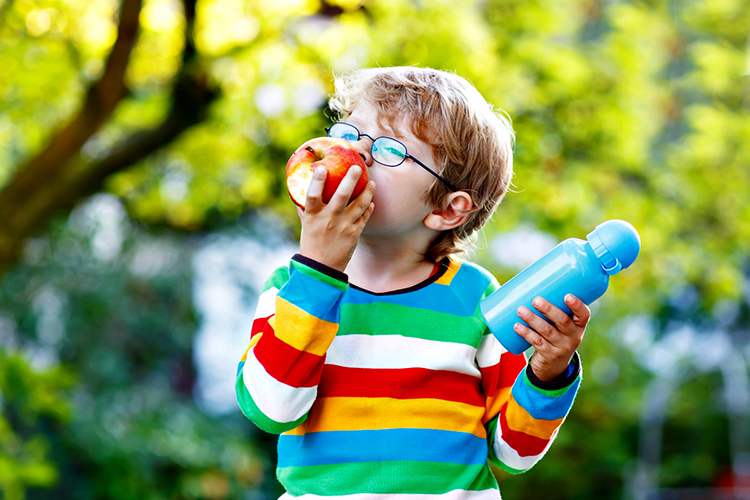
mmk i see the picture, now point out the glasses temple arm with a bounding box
[407,155,458,192]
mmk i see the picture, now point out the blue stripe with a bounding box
[510,375,580,421]
[236,360,245,378]
[279,265,346,324]
[277,428,487,467]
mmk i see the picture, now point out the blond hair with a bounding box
[328,67,515,262]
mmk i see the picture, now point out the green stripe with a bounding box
[291,259,348,291]
[484,416,526,474]
[340,302,484,346]
[493,461,526,474]
[522,369,580,398]
[278,461,497,496]
[482,280,499,300]
[262,266,290,293]
[235,370,307,434]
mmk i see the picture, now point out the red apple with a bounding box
[286,137,368,210]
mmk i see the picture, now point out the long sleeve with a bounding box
[235,255,348,434]
[236,256,581,498]
[481,327,582,473]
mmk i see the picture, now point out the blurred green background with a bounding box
[1,0,749,499]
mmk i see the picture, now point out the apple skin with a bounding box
[286,137,368,210]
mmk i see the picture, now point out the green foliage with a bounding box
[1,0,749,498]
[0,351,74,500]
[0,197,276,499]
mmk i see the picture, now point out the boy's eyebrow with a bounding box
[378,120,405,140]
[344,116,405,142]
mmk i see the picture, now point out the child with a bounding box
[236,67,589,499]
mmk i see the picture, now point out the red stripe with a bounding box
[500,351,527,385]
[253,329,325,388]
[251,316,271,338]
[318,365,484,407]
[480,363,500,396]
[498,403,552,457]
[482,351,527,397]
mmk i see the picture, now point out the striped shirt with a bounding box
[236,254,581,499]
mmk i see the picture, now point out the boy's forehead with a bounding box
[348,103,415,140]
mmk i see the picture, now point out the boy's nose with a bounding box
[352,140,374,167]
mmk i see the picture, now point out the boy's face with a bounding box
[345,103,441,238]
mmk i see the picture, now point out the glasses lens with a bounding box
[328,123,359,142]
[372,138,406,166]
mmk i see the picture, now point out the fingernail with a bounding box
[518,306,527,315]
[514,323,522,332]
[565,294,574,304]
[315,166,326,174]
[533,298,542,307]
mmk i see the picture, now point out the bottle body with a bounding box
[480,238,610,355]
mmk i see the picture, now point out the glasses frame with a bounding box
[325,123,458,192]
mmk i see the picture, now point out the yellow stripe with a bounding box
[274,297,338,356]
[282,421,307,436]
[504,394,564,440]
[249,332,263,349]
[434,257,461,286]
[483,386,510,424]
[284,397,487,438]
[239,333,264,363]
[239,345,251,363]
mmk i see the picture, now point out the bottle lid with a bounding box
[586,220,641,276]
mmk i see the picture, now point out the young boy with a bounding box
[236,67,589,499]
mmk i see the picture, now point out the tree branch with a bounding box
[0,0,215,275]
[0,0,141,267]
[0,0,16,29]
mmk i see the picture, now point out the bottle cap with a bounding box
[586,220,641,276]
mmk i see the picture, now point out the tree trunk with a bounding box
[0,0,213,276]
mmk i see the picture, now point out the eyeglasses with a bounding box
[325,122,457,191]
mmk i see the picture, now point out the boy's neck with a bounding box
[345,236,437,293]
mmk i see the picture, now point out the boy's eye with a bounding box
[373,141,405,164]
[382,145,402,157]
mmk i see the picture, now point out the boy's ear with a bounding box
[424,191,474,231]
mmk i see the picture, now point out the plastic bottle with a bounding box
[480,219,641,355]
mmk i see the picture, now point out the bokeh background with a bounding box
[1,0,749,499]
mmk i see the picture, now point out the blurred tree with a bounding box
[1,195,274,499]
[0,0,214,274]
[0,351,74,500]
[1,0,749,499]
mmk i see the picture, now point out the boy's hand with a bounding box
[298,165,375,273]
[514,295,590,382]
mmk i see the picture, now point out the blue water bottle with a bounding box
[480,219,641,355]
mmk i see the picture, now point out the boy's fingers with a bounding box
[531,297,575,334]
[355,202,375,227]
[517,305,560,343]
[349,180,376,216]
[329,166,364,211]
[565,294,591,326]
[304,167,327,212]
[513,322,546,350]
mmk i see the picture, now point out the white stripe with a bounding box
[326,334,480,377]
[492,428,556,472]
[255,287,278,319]
[476,334,508,368]
[280,488,501,500]
[242,348,316,424]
